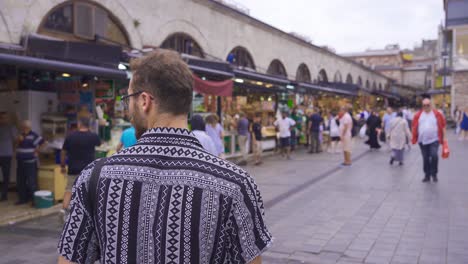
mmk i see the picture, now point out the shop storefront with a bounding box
[227,69,294,155]
[0,37,130,200]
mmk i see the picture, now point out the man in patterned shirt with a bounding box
[58,50,272,264]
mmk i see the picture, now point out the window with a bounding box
[267,59,287,77]
[346,74,353,84]
[334,71,342,83]
[296,64,311,83]
[43,4,73,33]
[456,33,468,56]
[318,69,328,83]
[40,1,130,46]
[227,46,255,69]
[161,33,204,58]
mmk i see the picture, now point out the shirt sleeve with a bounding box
[290,118,296,126]
[58,165,100,263]
[228,177,273,263]
[33,133,45,147]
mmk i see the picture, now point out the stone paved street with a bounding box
[1,135,467,264]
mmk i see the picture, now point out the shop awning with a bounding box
[233,69,290,86]
[234,81,288,94]
[0,53,128,80]
[417,89,450,96]
[184,55,234,78]
[188,65,234,78]
[193,74,233,96]
[298,82,358,96]
[373,90,401,100]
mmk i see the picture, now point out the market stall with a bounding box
[0,41,130,200]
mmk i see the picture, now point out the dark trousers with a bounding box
[16,160,38,203]
[291,130,297,150]
[419,141,439,178]
[310,131,321,153]
[0,156,12,199]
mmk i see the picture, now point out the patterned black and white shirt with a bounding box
[58,128,272,264]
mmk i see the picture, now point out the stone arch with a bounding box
[357,76,363,86]
[372,81,377,90]
[333,71,343,83]
[161,32,204,58]
[156,19,210,55]
[38,0,131,46]
[226,46,255,70]
[267,59,287,77]
[378,83,383,91]
[366,80,370,89]
[296,63,311,83]
[318,69,329,83]
[346,74,353,84]
[27,0,142,48]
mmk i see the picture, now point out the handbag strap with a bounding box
[87,158,106,221]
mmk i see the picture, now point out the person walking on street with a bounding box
[453,105,462,135]
[388,112,412,166]
[382,107,397,144]
[0,112,17,201]
[251,113,263,165]
[60,117,101,219]
[459,106,468,140]
[365,110,382,150]
[308,108,323,154]
[117,126,137,151]
[339,105,353,166]
[57,50,272,264]
[190,114,217,156]
[237,112,250,165]
[205,114,225,158]
[290,108,302,150]
[412,97,447,183]
[274,111,296,159]
[328,111,340,153]
[15,120,45,205]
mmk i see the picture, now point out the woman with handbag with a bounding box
[388,112,412,165]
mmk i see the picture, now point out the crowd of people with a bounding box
[1,97,465,209]
[0,50,463,263]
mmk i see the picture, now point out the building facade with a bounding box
[444,0,468,114]
[343,42,436,101]
[0,0,389,88]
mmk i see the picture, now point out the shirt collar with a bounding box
[138,127,203,148]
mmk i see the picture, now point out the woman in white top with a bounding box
[388,112,412,165]
[205,114,225,157]
[190,115,217,156]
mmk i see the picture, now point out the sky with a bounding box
[232,0,444,54]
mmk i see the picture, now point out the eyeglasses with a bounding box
[121,91,144,109]
[423,104,431,107]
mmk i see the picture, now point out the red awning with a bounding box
[193,74,233,96]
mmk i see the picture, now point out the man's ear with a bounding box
[140,92,155,113]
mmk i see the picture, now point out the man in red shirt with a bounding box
[411,97,447,182]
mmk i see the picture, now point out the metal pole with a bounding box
[442,26,448,116]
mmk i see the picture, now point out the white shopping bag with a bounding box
[359,124,367,138]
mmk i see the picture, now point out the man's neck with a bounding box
[78,128,89,132]
[148,113,188,130]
